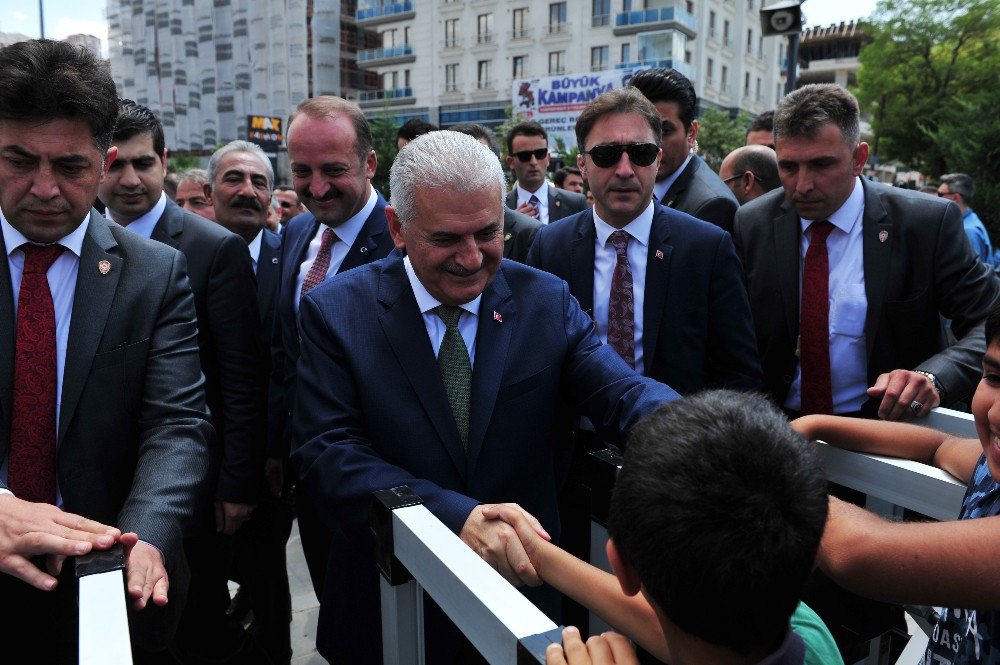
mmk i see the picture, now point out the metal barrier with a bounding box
[77,543,132,665]
[371,486,562,665]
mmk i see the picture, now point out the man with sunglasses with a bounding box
[719,144,780,205]
[528,87,762,396]
[272,185,304,229]
[628,68,739,234]
[505,120,587,224]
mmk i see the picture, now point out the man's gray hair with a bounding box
[774,84,861,147]
[179,168,210,188]
[940,173,975,203]
[208,140,274,191]
[390,131,506,227]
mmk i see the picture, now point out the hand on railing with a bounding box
[120,532,170,610]
[866,369,941,420]
[545,626,638,664]
[460,502,550,587]
[0,494,119,590]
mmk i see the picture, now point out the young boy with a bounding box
[487,390,842,664]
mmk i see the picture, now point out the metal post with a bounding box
[784,32,799,94]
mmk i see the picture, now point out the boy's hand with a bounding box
[546,627,639,664]
[480,503,551,574]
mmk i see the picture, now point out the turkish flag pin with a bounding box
[493,311,503,323]
[98,260,111,275]
[879,230,889,243]
[655,249,664,260]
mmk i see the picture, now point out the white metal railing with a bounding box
[77,544,132,664]
[372,486,560,664]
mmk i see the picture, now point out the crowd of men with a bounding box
[1,37,998,665]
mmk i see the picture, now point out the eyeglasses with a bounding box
[583,143,660,168]
[723,171,768,187]
[937,190,955,198]
[512,148,549,162]
[278,200,296,208]
[722,174,745,185]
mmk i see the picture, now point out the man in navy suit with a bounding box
[505,120,588,224]
[528,87,762,395]
[291,130,680,664]
[271,96,396,597]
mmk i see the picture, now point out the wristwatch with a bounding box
[914,370,947,405]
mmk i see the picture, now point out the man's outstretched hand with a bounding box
[460,503,550,587]
[120,532,169,610]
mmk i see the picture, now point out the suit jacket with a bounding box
[733,179,1000,409]
[503,206,543,263]
[290,255,679,662]
[151,200,266,504]
[268,192,395,458]
[527,205,762,394]
[256,228,281,348]
[0,211,212,647]
[505,184,588,224]
[660,154,739,234]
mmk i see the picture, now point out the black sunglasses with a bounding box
[512,148,549,162]
[278,200,296,208]
[583,143,659,168]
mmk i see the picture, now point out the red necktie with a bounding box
[300,228,337,299]
[800,221,834,415]
[607,230,635,369]
[9,243,66,503]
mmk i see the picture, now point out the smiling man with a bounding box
[290,130,680,664]
[528,87,761,395]
[733,84,1000,421]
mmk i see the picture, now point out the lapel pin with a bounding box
[879,230,889,243]
[360,246,368,253]
[655,249,664,260]
[493,311,503,323]
[555,200,561,207]
[504,233,512,242]
[98,260,111,275]
[271,257,279,264]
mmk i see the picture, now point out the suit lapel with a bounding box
[257,231,280,311]
[377,258,467,480]
[339,195,388,274]
[860,180,892,356]
[642,209,673,370]
[548,188,563,222]
[505,189,518,210]
[59,213,122,444]
[466,271,513,478]
[774,202,802,344]
[664,156,696,208]
[569,212,597,316]
[0,232,14,445]
[150,200,183,249]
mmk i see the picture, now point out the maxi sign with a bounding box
[511,67,649,152]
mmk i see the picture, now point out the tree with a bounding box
[696,107,752,170]
[369,111,398,198]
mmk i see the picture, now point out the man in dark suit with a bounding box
[450,123,543,263]
[99,103,267,661]
[505,120,588,224]
[0,39,212,660]
[628,68,739,234]
[529,87,761,395]
[272,96,396,597]
[290,130,679,664]
[734,83,1000,420]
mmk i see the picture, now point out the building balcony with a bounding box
[616,59,691,79]
[543,22,573,39]
[442,37,464,49]
[507,27,533,41]
[357,44,415,67]
[613,7,697,38]
[592,13,610,27]
[358,87,416,106]
[356,1,414,25]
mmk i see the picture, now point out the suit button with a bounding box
[783,374,793,383]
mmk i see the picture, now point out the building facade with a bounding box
[798,19,868,89]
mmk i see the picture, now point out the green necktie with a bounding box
[434,305,472,451]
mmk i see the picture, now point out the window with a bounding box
[621,42,631,64]
[383,71,398,90]
[477,13,493,44]
[591,45,609,70]
[747,29,753,55]
[512,55,526,78]
[512,8,529,38]
[592,0,610,27]
[744,71,750,97]
[404,27,411,45]
[684,49,692,64]
[404,69,411,88]
[747,0,754,9]
[756,77,762,101]
[549,50,565,75]
[445,63,458,92]
[549,2,567,33]
[758,34,764,58]
[382,29,397,48]
[706,57,714,84]
[477,60,492,88]
[444,19,459,47]
[723,20,731,46]
[721,65,729,91]
[686,0,694,13]
[709,11,716,37]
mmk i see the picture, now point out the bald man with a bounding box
[719,145,779,205]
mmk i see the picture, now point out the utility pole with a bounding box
[760,0,805,94]
[39,0,45,38]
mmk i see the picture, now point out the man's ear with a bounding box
[386,205,406,251]
[202,184,214,205]
[743,171,756,197]
[607,539,642,597]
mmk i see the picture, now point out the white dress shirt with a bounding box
[653,154,693,203]
[295,186,377,311]
[110,191,167,239]
[403,256,480,366]
[247,229,263,275]
[592,202,651,375]
[515,182,551,224]
[1,211,90,497]
[785,177,868,414]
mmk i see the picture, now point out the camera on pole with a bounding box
[760,0,804,36]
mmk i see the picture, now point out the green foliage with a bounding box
[369,111,399,198]
[696,107,752,170]
[168,153,200,173]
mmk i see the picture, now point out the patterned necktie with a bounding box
[529,194,541,220]
[606,230,635,369]
[800,221,835,415]
[9,243,66,503]
[434,305,472,451]
[300,227,337,299]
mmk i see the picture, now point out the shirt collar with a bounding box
[1,208,90,258]
[247,229,263,265]
[799,176,864,235]
[654,153,693,200]
[403,255,482,318]
[323,185,376,248]
[111,191,167,239]
[593,201,654,248]
[516,181,548,204]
